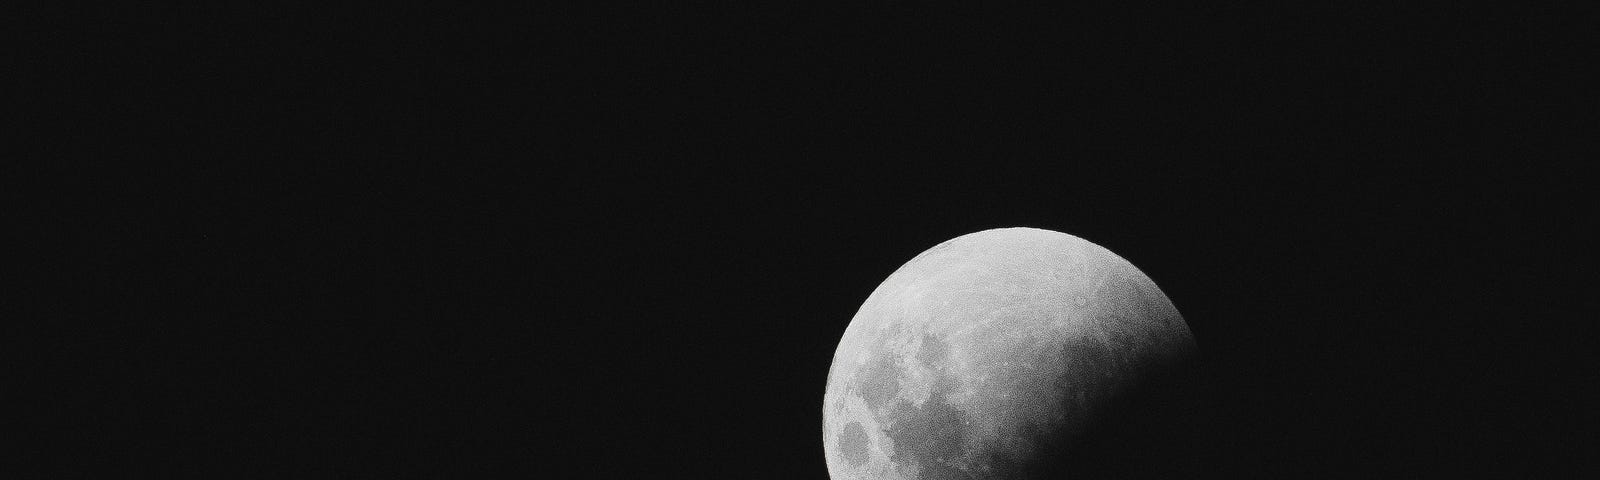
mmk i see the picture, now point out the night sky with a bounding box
[23,2,1587,478]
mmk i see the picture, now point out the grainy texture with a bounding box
[823,228,1196,480]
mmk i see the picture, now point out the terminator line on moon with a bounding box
[822,227,1197,480]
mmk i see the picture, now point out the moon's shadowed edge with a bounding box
[998,351,1219,479]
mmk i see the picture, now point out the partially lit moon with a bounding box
[822,227,1197,479]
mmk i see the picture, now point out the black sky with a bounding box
[21,1,1590,478]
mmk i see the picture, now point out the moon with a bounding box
[822,227,1197,480]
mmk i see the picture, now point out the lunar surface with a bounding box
[822,227,1197,480]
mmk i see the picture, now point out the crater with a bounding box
[838,421,872,468]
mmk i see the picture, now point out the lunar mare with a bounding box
[823,227,1196,480]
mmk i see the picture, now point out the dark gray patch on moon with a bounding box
[857,354,902,410]
[885,387,973,480]
[976,418,1072,480]
[1060,336,1119,420]
[916,334,949,368]
[838,421,872,467]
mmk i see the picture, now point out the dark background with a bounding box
[22,1,1589,478]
